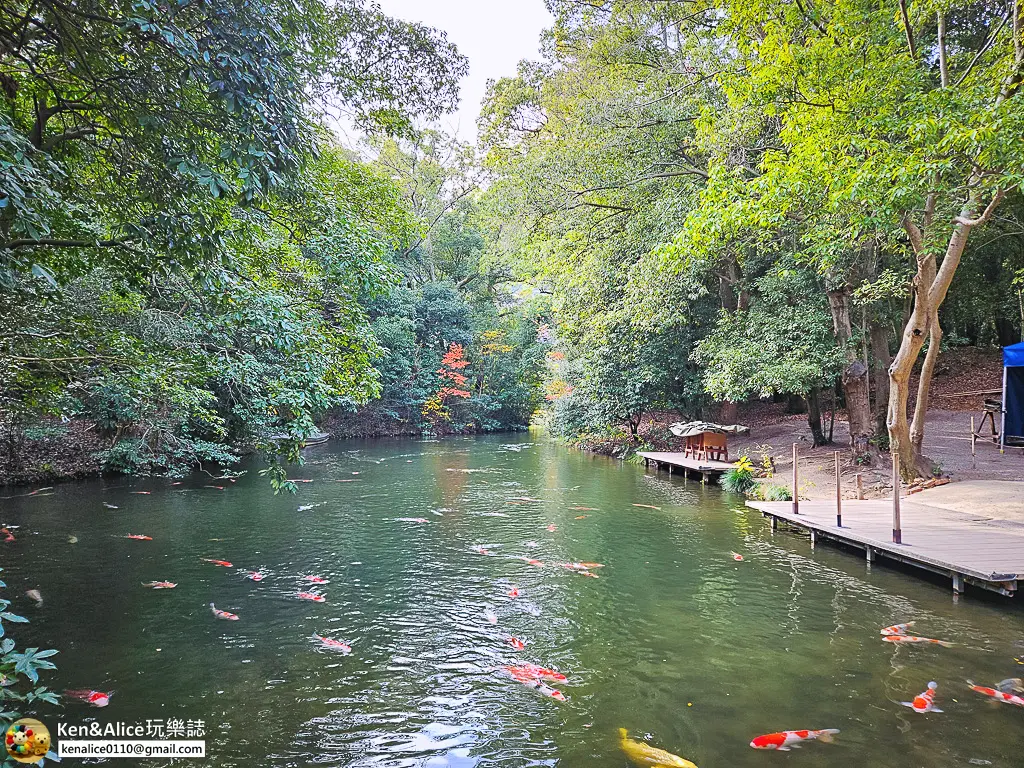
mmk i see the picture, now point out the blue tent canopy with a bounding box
[1004,342,1024,444]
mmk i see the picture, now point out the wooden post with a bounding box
[856,473,864,500]
[970,415,977,468]
[835,451,842,527]
[792,443,799,515]
[892,452,902,544]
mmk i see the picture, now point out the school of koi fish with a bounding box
[13,472,1023,767]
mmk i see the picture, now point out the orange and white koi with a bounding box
[546,524,557,532]
[749,729,839,750]
[968,681,1024,707]
[313,635,351,654]
[880,621,915,636]
[731,552,744,561]
[902,681,942,713]
[297,592,326,602]
[201,558,233,567]
[515,556,544,567]
[131,491,152,495]
[574,515,589,520]
[209,603,239,621]
[507,587,520,598]
[303,575,328,584]
[473,546,492,555]
[141,581,176,589]
[65,689,111,707]
[125,534,153,541]
[883,635,953,647]
[632,503,661,510]
[508,636,526,650]
[246,571,265,582]
[504,664,567,683]
[1,528,14,543]
[524,679,566,701]
[204,485,225,490]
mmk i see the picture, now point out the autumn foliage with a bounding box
[421,343,472,430]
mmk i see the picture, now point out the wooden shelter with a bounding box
[669,421,749,462]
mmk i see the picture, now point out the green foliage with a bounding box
[722,458,757,494]
[0,570,60,734]
[749,483,793,502]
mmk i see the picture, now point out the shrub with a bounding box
[721,455,756,494]
[753,483,793,501]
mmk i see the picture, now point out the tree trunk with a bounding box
[806,387,826,446]
[719,400,739,424]
[869,320,891,440]
[827,287,874,457]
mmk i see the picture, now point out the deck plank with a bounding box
[747,499,1024,589]
[637,451,736,473]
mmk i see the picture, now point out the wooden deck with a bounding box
[638,451,736,483]
[747,498,1024,596]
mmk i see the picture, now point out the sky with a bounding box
[375,0,552,144]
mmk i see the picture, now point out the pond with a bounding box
[3,433,1023,766]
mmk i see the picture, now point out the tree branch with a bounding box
[937,12,949,86]
[899,0,917,59]
[955,188,1010,227]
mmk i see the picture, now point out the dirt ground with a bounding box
[729,408,1024,501]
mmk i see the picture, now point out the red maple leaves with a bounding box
[437,343,471,400]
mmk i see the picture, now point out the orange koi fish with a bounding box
[731,552,744,561]
[632,503,661,510]
[1,528,14,543]
[968,681,1024,707]
[473,546,492,555]
[313,635,351,654]
[546,524,557,532]
[508,637,526,651]
[880,622,915,636]
[297,592,326,602]
[504,664,567,683]
[141,581,176,589]
[574,515,589,520]
[204,485,225,490]
[515,556,544,567]
[65,690,111,707]
[131,491,152,495]
[902,681,942,713]
[246,572,265,582]
[201,558,233,567]
[303,575,328,584]
[750,729,839,750]
[125,534,152,541]
[209,603,239,621]
[507,587,520,598]
[883,635,953,647]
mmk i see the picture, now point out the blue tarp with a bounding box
[1005,341,1024,367]
[1005,342,1024,440]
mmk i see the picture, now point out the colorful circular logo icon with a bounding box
[5,718,50,764]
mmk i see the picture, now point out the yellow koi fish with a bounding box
[619,729,697,768]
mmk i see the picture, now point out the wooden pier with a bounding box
[747,498,1024,596]
[638,451,735,484]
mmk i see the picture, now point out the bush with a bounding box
[747,482,793,501]
[721,456,756,494]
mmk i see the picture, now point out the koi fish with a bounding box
[507,587,520,598]
[546,524,557,532]
[141,581,176,589]
[395,517,429,523]
[562,562,604,571]
[210,603,239,620]
[335,479,359,482]
[294,479,314,483]
[484,609,498,625]
[125,534,152,540]
[303,575,329,584]
[1,528,14,543]
[504,664,567,683]
[902,681,942,713]
[749,729,839,751]
[67,535,78,544]
[297,592,326,602]
[65,690,111,707]
[880,621,915,636]
[515,556,544,567]
[313,635,351,653]
[351,472,359,475]
[576,570,599,578]
[619,729,696,767]
[102,503,119,509]
[520,678,567,701]
[968,681,1024,707]
[509,497,543,502]
[201,558,233,567]
[25,589,42,607]
[131,491,151,495]
[171,482,182,486]
[574,515,589,519]
[883,635,953,647]
[246,572,265,582]
[204,485,224,490]
[508,637,526,650]
[473,546,492,555]
[569,507,598,511]
[731,552,744,561]
[632,503,662,510]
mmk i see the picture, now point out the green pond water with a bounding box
[3,433,1024,766]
